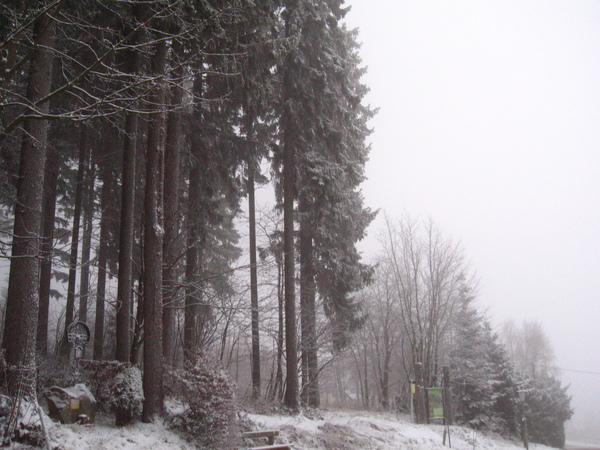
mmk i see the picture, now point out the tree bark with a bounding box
[248,168,261,400]
[282,75,299,411]
[183,200,200,367]
[267,247,284,403]
[37,144,59,355]
[2,3,56,405]
[115,6,143,363]
[60,128,88,357]
[142,38,168,423]
[299,201,319,407]
[93,158,113,360]
[79,158,96,328]
[183,70,204,367]
[162,56,184,367]
[381,347,391,409]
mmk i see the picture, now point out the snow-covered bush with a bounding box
[38,358,146,427]
[106,366,144,426]
[37,356,74,393]
[166,354,236,446]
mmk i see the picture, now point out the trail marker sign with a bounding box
[426,388,445,421]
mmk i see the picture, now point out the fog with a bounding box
[345,0,600,439]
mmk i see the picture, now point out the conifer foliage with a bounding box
[449,291,519,435]
[275,0,375,408]
[521,375,573,448]
[0,0,375,437]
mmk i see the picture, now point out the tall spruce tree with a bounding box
[115,2,144,363]
[141,33,168,423]
[235,0,281,401]
[182,1,249,364]
[278,0,303,410]
[1,0,59,436]
[162,44,184,367]
[275,0,375,407]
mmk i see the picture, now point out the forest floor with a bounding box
[23,407,559,450]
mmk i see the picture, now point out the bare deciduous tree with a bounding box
[379,214,468,386]
[501,319,555,378]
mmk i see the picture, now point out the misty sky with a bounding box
[345,0,600,431]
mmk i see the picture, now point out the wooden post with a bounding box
[519,390,529,449]
[442,366,453,425]
[414,362,426,424]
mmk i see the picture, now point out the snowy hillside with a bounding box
[246,410,553,450]
[37,409,556,449]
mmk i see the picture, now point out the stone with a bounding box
[46,383,96,424]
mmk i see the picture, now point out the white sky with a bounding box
[345,0,600,432]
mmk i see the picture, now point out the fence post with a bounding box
[442,366,453,425]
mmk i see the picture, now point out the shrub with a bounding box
[37,357,143,427]
[166,354,236,446]
[106,366,144,427]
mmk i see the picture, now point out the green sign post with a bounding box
[426,388,445,421]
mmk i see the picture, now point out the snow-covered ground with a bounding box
[246,410,553,450]
[44,414,195,449]
[31,409,559,449]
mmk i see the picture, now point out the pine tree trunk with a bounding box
[184,173,201,366]
[2,4,56,404]
[79,159,96,328]
[281,0,300,411]
[115,6,143,362]
[299,210,309,405]
[282,77,299,411]
[115,106,137,362]
[299,204,319,407]
[37,145,59,355]
[183,71,204,367]
[142,39,167,423]
[60,129,87,357]
[162,56,183,367]
[93,159,113,360]
[268,250,284,402]
[130,271,144,365]
[129,144,146,363]
[248,169,261,400]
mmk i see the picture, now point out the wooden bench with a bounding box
[242,430,292,449]
[242,430,280,445]
[246,446,292,450]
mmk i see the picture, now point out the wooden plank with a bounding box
[243,430,280,445]
[242,430,280,439]
[248,445,292,450]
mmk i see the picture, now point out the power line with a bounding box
[551,366,600,376]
